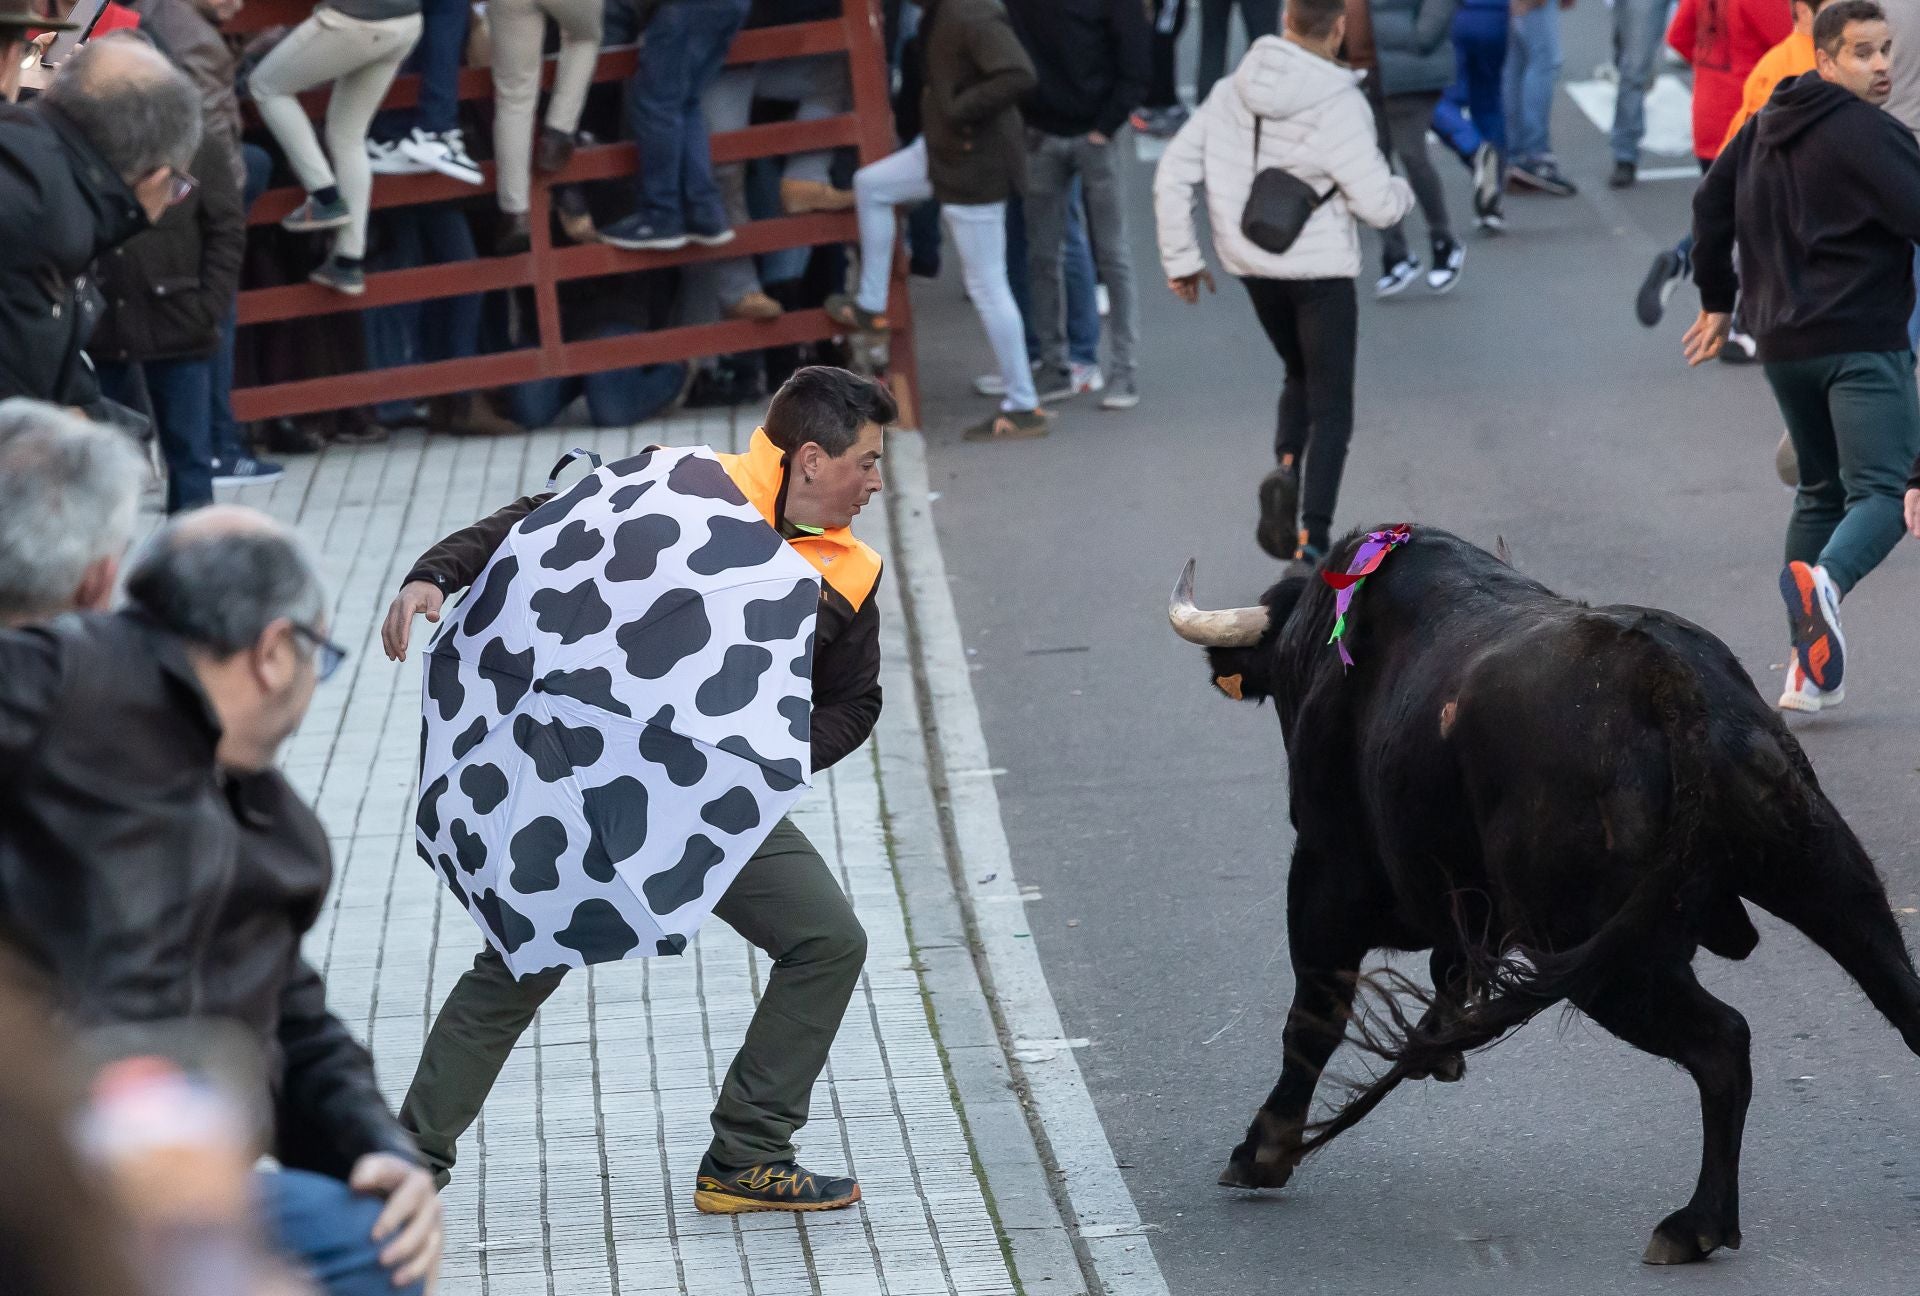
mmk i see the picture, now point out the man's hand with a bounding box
[382,581,444,661]
[1087,130,1110,146]
[350,1153,442,1292]
[1682,311,1731,366]
[1906,487,1920,538]
[1168,269,1216,304]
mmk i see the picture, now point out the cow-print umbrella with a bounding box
[413,447,819,976]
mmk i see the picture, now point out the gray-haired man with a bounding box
[0,505,444,1296]
[0,398,147,626]
[0,34,202,413]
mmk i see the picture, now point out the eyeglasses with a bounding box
[165,169,196,208]
[291,622,348,683]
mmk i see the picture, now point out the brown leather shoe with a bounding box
[432,393,524,438]
[726,290,783,322]
[534,126,576,175]
[780,178,855,214]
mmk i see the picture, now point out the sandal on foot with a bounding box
[824,293,890,332]
[963,407,1051,441]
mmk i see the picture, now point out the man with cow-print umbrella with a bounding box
[381,365,892,1215]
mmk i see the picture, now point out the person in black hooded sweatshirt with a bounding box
[1686,0,1920,715]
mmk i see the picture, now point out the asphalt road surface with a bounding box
[911,10,1920,1294]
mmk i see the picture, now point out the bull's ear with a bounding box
[1262,572,1312,632]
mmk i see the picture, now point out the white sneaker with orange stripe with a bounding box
[1778,658,1844,712]
[1779,561,1847,693]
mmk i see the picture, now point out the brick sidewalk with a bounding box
[235,408,1019,1296]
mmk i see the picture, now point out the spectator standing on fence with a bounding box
[1155,0,1413,562]
[600,0,751,250]
[1198,0,1279,100]
[0,402,146,627]
[1503,0,1577,195]
[0,36,200,414]
[827,0,1048,441]
[367,0,485,182]
[250,0,424,295]
[1006,0,1149,410]
[1371,0,1466,294]
[0,505,444,1295]
[491,0,603,249]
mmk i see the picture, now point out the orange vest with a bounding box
[716,428,883,614]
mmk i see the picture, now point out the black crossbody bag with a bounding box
[1241,117,1336,254]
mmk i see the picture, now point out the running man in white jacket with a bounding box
[1153,0,1412,563]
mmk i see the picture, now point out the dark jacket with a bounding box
[0,103,147,409]
[88,130,245,364]
[1695,73,1920,362]
[921,0,1037,204]
[747,0,840,24]
[1005,0,1149,140]
[136,0,244,178]
[1371,0,1458,96]
[403,435,884,772]
[0,613,419,1181]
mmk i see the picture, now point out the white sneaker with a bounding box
[1778,658,1844,712]
[368,137,429,175]
[1779,560,1847,692]
[1038,361,1105,402]
[399,127,484,185]
[1374,257,1421,298]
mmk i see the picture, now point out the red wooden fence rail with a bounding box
[227,3,919,426]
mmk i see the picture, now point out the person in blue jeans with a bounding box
[1504,0,1578,194]
[1451,0,1510,229]
[996,182,1101,399]
[258,1170,427,1296]
[366,0,484,183]
[1609,0,1672,186]
[208,143,285,485]
[602,0,752,251]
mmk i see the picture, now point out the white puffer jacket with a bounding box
[1154,36,1413,281]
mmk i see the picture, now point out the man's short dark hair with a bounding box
[42,33,202,184]
[1285,0,1346,39]
[763,366,898,456]
[1815,0,1884,54]
[125,522,326,656]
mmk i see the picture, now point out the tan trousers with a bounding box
[251,6,422,258]
[490,0,603,214]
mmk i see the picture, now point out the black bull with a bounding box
[1169,526,1920,1264]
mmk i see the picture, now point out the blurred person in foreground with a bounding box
[0,399,147,627]
[1687,0,1920,713]
[0,504,444,1295]
[0,33,201,413]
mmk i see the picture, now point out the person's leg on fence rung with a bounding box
[851,137,933,316]
[322,13,424,258]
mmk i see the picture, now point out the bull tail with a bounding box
[1297,625,1717,1157]
[1744,809,1920,1058]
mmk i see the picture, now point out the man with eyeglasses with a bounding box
[0,34,202,418]
[0,504,444,1296]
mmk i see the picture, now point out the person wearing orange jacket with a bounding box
[1634,0,1791,336]
[1723,0,1842,145]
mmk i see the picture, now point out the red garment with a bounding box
[1667,0,1794,160]
[92,3,141,34]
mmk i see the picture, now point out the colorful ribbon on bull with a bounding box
[1323,524,1412,667]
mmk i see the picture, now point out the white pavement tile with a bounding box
[235,423,1013,1296]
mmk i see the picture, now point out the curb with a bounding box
[878,429,1173,1296]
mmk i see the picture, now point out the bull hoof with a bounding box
[1217,1145,1296,1191]
[1641,1209,1740,1265]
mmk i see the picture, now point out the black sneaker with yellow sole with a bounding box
[693,1156,862,1214]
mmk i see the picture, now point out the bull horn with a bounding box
[1168,559,1268,647]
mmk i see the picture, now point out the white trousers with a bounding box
[490,0,603,214]
[852,137,1036,411]
[251,6,422,258]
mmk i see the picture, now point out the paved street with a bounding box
[225,411,1043,1296]
[915,7,1920,1294]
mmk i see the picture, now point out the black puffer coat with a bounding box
[0,103,148,407]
